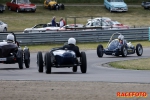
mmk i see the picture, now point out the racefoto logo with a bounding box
[117,92,148,98]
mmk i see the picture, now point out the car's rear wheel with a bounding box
[72,66,77,72]
[24,53,30,68]
[80,52,87,73]
[121,45,127,57]
[18,55,23,69]
[136,44,143,56]
[45,52,52,74]
[48,5,51,10]
[37,51,43,72]
[97,44,104,57]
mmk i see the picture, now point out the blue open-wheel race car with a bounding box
[37,47,87,74]
[97,32,143,57]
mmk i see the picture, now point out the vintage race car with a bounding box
[0,32,30,69]
[44,0,65,10]
[6,0,36,13]
[97,32,143,57]
[37,47,87,74]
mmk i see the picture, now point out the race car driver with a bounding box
[6,34,15,43]
[118,34,126,45]
[62,37,81,57]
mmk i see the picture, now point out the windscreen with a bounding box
[108,39,119,50]
[110,0,124,2]
[17,0,31,4]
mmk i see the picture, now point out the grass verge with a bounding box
[109,58,150,70]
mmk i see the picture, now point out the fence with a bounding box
[0,28,148,45]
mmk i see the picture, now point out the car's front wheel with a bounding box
[80,52,87,73]
[136,44,143,56]
[97,44,104,57]
[3,28,7,32]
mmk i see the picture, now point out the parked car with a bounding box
[0,32,30,69]
[23,23,60,33]
[0,4,5,13]
[44,0,65,10]
[37,46,87,74]
[85,18,112,30]
[141,1,150,9]
[97,32,143,57]
[6,0,36,13]
[104,0,128,12]
[0,21,8,32]
[106,20,129,29]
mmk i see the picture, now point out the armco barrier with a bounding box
[0,28,149,45]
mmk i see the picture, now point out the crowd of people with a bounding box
[51,16,66,28]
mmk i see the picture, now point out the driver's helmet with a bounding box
[118,34,124,40]
[68,37,76,45]
[7,34,14,43]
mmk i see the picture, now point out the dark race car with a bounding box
[37,47,87,74]
[0,32,30,69]
[0,4,5,13]
[97,32,143,57]
[141,1,150,9]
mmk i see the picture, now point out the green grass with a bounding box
[1,6,150,31]
[109,58,150,70]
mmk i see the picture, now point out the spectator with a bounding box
[51,16,56,27]
[59,17,66,28]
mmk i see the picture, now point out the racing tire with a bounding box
[45,52,52,74]
[97,44,104,57]
[136,44,143,56]
[80,52,87,73]
[18,56,23,69]
[24,59,30,68]
[72,66,77,72]
[24,51,30,68]
[121,45,127,57]
[37,51,43,72]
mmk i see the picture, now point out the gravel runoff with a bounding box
[0,81,149,100]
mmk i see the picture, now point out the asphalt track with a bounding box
[0,48,150,83]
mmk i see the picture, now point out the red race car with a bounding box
[6,0,36,13]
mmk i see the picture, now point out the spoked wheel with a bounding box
[121,45,127,57]
[97,44,104,57]
[136,44,143,56]
[45,52,52,74]
[37,51,43,72]
[72,66,77,72]
[80,52,87,73]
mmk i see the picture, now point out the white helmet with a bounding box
[7,34,14,42]
[118,34,124,40]
[68,37,76,45]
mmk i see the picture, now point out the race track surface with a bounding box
[0,48,150,83]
